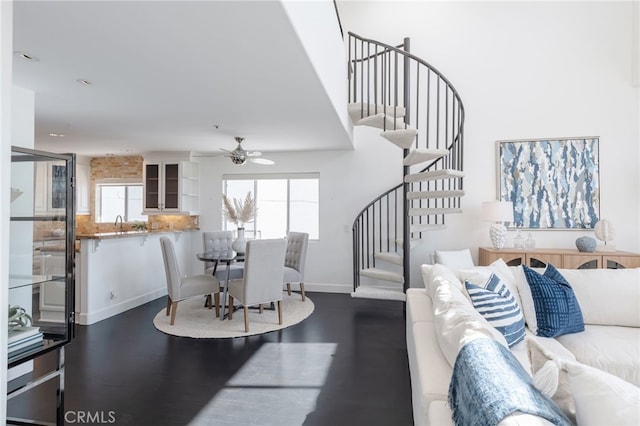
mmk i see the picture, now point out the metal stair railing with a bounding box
[349,31,465,293]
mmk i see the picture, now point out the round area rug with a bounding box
[153,292,314,338]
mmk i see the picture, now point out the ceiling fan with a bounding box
[221,137,274,165]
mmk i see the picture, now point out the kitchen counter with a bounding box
[76,229,199,239]
[75,230,198,325]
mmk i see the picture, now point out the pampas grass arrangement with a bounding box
[222,191,256,228]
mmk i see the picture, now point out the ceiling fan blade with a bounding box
[219,148,233,154]
[246,151,262,157]
[250,158,274,165]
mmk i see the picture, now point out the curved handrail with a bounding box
[348,31,465,106]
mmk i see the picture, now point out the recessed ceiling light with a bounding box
[48,133,65,137]
[14,51,39,62]
[76,78,93,86]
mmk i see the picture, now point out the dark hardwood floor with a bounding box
[8,292,413,425]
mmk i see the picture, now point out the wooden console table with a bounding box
[478,247,640,269]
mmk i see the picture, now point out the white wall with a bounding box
[337,1,640,286]
[282,0,351,141]
[194,124,401,292]
[199,1,640,290]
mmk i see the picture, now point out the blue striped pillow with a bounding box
[465,274,526,347]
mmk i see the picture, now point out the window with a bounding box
[223,173,319,240]
[96,182,147,223]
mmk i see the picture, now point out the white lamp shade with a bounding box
[481,201,514,223]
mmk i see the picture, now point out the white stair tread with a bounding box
[360,268,404,283]
[357,113,406,130]
[403,149,449,166]
[411,223,447,233]
[407,189,465,199]
[409,207,463,216]
[380,129,418,149]
[351,287,406,302]
[405,169,465,183]
[348,102,406,123]
[375,252,403,265]
[395,238,422,248]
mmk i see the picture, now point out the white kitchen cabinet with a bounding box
[76,164,90,215]
[142,160,199,214]
[34,161,67,216]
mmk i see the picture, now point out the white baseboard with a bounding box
[304,282,352,294]
[76,288,167,325]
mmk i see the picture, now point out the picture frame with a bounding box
[497,137,600,229]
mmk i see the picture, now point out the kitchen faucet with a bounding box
[114,215,124,232]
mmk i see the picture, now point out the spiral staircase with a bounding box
[348,32,466,301]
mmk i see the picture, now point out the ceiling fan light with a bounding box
[251,158,275,165]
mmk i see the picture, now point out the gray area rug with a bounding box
[153,292,314,338]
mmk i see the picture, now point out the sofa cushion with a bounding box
[464,274,526,347]
[407,321,452,425]
[564,359,640,426]
[406,288,434,324]
[434,248,474,270]
[522,264,584,338]
[556,324,640,386]
[558,268,640,327]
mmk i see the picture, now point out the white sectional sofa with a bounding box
[406,261,640,425]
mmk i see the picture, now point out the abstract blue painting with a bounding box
[498,137,600,229]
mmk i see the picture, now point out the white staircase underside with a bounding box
[360,268,404,283]
[407,189,465,200]
[375,251,403,265]
[411,223,446,233]
[405,169,465,183]
[395,238,422,248]
[380,128,418,149]
[351,286,406,302]
[403,148,449,166]
[357,113,406,130]
[409,207,463,216]
[348,102,406,123]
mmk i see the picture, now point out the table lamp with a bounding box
[481,201,514,249]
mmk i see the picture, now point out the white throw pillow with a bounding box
[431,272,508,367]
[564,360,640,426]
[434,248,474,270]
[527,337,576,423]
[421,263,463,297]
[514,265,538,334]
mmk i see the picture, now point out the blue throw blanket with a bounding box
[448,338,572,426]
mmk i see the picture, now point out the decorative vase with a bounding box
[232,227,246,256]
[513,229,525,249]
[489,223,508,249]
[575,236,597,253]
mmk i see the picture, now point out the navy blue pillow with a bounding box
[522,264,585,338]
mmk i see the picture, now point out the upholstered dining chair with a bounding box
[227,238,286,332]
[160,237,220,325]
[202,230,244,280]
[284,232,309,301]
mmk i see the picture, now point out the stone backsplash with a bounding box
[74,155,199,235]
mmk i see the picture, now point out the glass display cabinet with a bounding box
[7,146,75,425]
